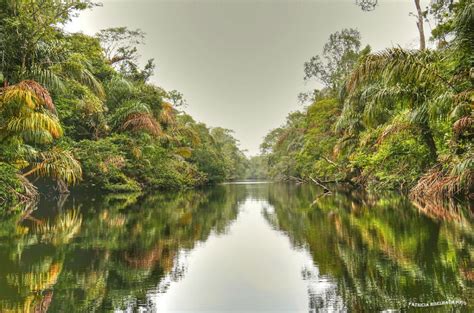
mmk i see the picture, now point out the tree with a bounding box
[0,0,95,85]
[166,90,188,107]
[338,2,473,192]
[97,27,145,65]
[97,27,155,82]
[22,148,82,193]
[414,0,426,50]
[260,112,306,180]
[303,28,369,91]
[109,100,162,137]
[0,80,62,146]
[0,80,82,192]
[339,48,456,161]
[355,0,426,50]
[211,128,248,180]
[355,0,378,11]
[429,0,471,46]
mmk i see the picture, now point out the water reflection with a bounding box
[153,197,336,312]
[264,184,473,312]
[0,186,245,312]
[0,183,471,312]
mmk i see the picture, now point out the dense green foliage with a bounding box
[0,0,248,208]
[0,162,33,208]
[245,155,269,180]
[260,3,473,199]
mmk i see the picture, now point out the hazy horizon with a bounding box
[67,0,430,156]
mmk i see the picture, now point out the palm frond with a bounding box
[427,90,455,119]
[451,155,473,191]
[346,48,451,95]
[20,129,54,144]
[109,99,162,136]
[181,126,201,146]
[80,69,105,98]
[1,80,55,112]
[159,101,176,125]
[376,111,413,144]
[335,99,364,135]
[110,100,154,131]
[107,76,134,93]
[29,66,65,93]
[173,146,193,159]
[121,112,162,136]
[408,103,429,124]
[78,93,104,114]
[7,111,63,138]
[453,116,473,136]
[449,101,472,120]
[24,148,82,185]
[453,3,474,51]
[62,54,105,98]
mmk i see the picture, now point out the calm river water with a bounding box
[0,182,472,312]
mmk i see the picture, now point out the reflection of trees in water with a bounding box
[412,196,473,225]
[0,185,245,312]
[264,183,473,312]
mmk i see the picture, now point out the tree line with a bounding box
[256,1,473,201]
[0,0,248,209]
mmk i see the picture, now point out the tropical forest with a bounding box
[0,1,248,207]
[0,0,472,312]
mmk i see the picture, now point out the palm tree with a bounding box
[109,100,162,136]
[339,4,473,197]
[338,47,470,161]
[1,80,82,193]
[0,80,62,145]
[22,148,82,193]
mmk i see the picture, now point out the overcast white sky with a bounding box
[67,0,431,155]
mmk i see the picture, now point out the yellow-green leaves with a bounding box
[0,80,62,144]
[1,80,55,112]
[25,148,83,186]
[7,112,63,140]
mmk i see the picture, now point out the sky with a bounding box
[66,0,431,155]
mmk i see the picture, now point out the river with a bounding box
[0,182,472,312]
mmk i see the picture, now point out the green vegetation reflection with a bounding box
[263,184,473,312]
[0,185,245,312]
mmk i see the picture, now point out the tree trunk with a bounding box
[57,179,70,194]
[414,0,426,50]
[421,126,437,161]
